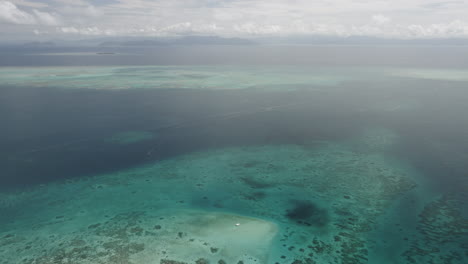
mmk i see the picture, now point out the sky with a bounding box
[1,0,468,41]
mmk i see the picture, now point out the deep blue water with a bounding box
[1,75,467,194]
[0,84,364,187]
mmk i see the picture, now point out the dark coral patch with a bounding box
[286,200,330,227]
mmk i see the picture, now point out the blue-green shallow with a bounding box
[0,65,467,264]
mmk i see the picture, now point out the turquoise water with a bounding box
[2,66,468,90]
[0,65,467,263]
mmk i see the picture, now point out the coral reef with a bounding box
[402,195,468,264]
[1,139,464,263]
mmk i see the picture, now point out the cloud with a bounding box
[58,26,115,36]
[6,0,47,8]
[2,0,468,40]
[56,22,223,37]
[54,20,468,39]
[0,1,60,25]
[372,14,391,25]
[33,9,60,26]
[60,4,102,18]
[422,1,465,9]
[405,20,468,38]
[0,1,35,24]
[233,23,282,35]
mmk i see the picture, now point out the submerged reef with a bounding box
[15,211,148,264]
[402,195,468,264]
[0,209,276,264]
[1,130,466,263]
[285,200,329,227]
[0,191,32,209]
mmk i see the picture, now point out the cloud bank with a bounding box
[1,0,468,40]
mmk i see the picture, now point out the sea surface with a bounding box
[0,46,467,264]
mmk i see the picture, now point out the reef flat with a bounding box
[2,66,467,91]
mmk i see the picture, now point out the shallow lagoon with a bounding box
[0,64,467,263]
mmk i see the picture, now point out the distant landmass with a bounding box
[1,35,468,52]
[98,35,468,47]
[21,41,56,47]
[257,36,468,46]
[99,36,255,46]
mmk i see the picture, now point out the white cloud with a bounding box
[0,1,60,26]
[372,14,391,25]
[60,5,102,19]
[0,1,35,24]
[58,26,115,36]
[6,0,47,8]
[405,20,468,38]
[2,0,468,39]
[233,23,282,35]
[33,9,60,26]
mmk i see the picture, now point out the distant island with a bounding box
[22,41,56,47]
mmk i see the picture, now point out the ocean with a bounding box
[0,45,467,264]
